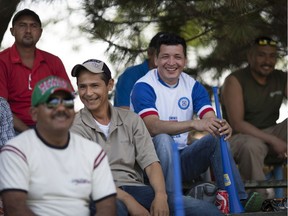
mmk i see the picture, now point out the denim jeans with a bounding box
[116,185,222,216]
[117,185,155,216]
[153,134,247,215]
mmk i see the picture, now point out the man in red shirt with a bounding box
[0,8,72,133]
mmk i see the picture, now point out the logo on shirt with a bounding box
[178,97,190,110]
[169,116,178,121]
[269,91,282,98]
[72,179,91,185]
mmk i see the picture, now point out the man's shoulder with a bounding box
[70,132,93,144]
[3,129,36,149]
[125,60,148,71]
[68,132,105,158]
[72,108,95,130]
[273,69,287,75]
[226,67,249,83]
[230,67,286,79]
[36,48,60,60]
[180,72,196,83]
[270,69,287,85]
[135,69,156,82]
[120,60,149,77]
[0,47,12,61]
[113,106,140,120]
[230,67,248,75]
[0,47,11,55]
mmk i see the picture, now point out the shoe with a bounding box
[241,192,264,212]
[261,198,287,212]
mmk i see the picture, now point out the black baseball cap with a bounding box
[254,36,278,47]
[12,9,42,27]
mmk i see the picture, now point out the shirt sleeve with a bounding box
[0,60,9,99]
[92,150,116,201]
[50,56,75,92]
[132,116,159,170]
[114,70,134,107]
[114,61,149,107]
[0,98,15,146]
[0,145,29,192]
[192,82,214,118]
[130,82,158,118]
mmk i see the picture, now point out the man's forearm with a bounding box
[2,192,36,216]
[232,120,276,145]
[145,162,167,197]
[13,114,30,132]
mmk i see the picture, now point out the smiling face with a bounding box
[248,45,277,78]
[30,91,75,134]
[155,44,187,85]
[77,69,114,113]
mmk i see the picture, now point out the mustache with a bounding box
[52,111,70,119]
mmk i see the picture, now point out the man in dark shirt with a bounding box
[221,36,287,199]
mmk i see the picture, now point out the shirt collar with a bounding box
[10,43,45,65]
[156,69,179,88]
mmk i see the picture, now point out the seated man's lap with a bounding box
[180,138,214,182]
[119,185,155,210]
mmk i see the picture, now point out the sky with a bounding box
[2,0,287,121]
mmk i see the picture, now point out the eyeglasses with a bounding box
[255,38,277,46]
[45,98,74,109]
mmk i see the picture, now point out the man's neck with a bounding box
[36,127,69,148]
[16,44,36,69]
[250,70,268,85]
[90,103,111,125]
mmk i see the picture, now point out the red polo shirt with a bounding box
[0,44,73,126]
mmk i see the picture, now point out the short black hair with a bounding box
[12,9,41,27]
[148,32,165,48]
[155,33,187,57]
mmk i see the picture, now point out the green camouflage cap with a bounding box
[31,76,74,107]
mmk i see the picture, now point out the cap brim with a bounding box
[51,88,75,99]
[71,64,85,77]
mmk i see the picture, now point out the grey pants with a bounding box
[229,119,287,197]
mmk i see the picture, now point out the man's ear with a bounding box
[154,55,158,67]
[39,28,43,37]
[247,50,253,65]
[108,79,114,92]
[30,107,38,122]
[147,47,155,57]
[10,27,15,36]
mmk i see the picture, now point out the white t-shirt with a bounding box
[95,119,110,139]
[131,69,214,149]
[0,129,116,216]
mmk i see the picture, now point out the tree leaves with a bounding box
[81,0,287,82]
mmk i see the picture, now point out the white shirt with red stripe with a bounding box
[0,129,116,216]
[131,69,214,149]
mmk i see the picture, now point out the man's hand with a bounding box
[218,119,232,140]
[193,117,232,139]
[269,136,287,159]
[126,200,150,216]
[150,193,169,216]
